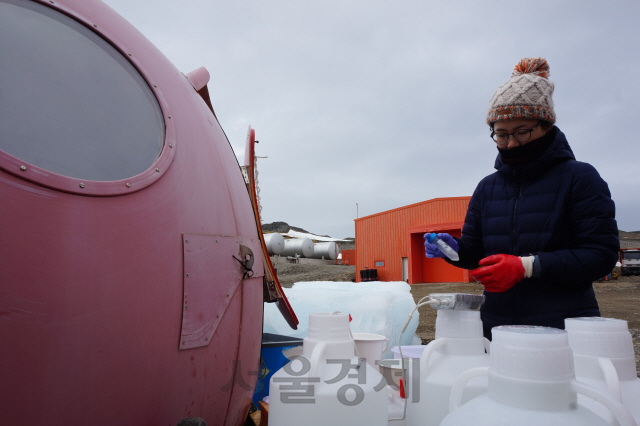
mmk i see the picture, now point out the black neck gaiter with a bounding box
[498,126,557,166]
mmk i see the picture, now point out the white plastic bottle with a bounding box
[565,317,640,424]
[405,310,489,426]
[441,326,636,426]
[427,233,459,261]
[269,313,388,426]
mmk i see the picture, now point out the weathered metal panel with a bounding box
[180,234,262,350]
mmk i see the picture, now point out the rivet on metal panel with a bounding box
[79,183,85,188]
[93,24,97,27]
[185,240,189,243]
[216,240,218,243]
[182,342,185,345]
[153,84,157,88]
[216,315,219,318]
[226,294,229,298]
[185,306,188,310]
[127,53,132,56]
[186,273,189,277]
[125,183,131,188]
[155,168,160,172]
[20,165,26,171]
[169,144,173,148]
[205,338,208,341]
[168,116,172,119]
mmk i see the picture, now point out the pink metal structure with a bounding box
[0,0,271,424]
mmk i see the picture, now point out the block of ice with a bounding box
[263,281,419,359]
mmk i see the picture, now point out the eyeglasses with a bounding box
[491,122,540,145]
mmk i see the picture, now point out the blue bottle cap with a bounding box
[427,233,437,243]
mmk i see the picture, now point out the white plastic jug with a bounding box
[405,310,490,426]
[386,385,407,426]
[565,317,640,424]
[352,332,389,372]
[442,326,636,426]
[391,345,426,360]
[269,313,388,426]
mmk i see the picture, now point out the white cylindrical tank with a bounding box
[263,233,285,255]
[311,242,341,260]
[281,238,314,258]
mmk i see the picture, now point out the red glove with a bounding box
[471,254,525,293]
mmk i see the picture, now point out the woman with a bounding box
[425,58,619,339]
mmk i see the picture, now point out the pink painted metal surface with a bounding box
[0,0,264,424]
[186,66,211,92]
[180,234,264,350]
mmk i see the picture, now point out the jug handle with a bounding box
[598,357,622,402]
[308,342,326,378]
[420,338,447,376]
[448,366,489,413]
[571,380,637,426]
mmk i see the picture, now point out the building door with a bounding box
[402,257,408,282]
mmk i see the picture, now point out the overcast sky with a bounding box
[103,0,640,238]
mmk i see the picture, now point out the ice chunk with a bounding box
[263,281,419,359]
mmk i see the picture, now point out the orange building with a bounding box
[341,249,355,266]
[355,197,471,284]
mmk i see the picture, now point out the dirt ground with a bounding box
[274,262,357,288]
[275,260,640,376]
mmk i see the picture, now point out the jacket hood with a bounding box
[494,126,576,178]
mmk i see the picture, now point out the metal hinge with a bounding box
[263,277,279,303]
[240,166,250,184]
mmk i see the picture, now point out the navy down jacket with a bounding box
[454,126,619,338]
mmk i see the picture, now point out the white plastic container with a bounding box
[352,332,389,372]
[391,345,426,360]
[565,317,640,424]
[405,310,490,426]
[441,326,636,426]
[269,313,388,426]
[427,233,459,261]
[386,386,407,426]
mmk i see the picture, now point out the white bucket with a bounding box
[565,317,640,424]
[352,332,389,371]
[441,326,636,426]
[391,345,426,360]
[269,313,388,426]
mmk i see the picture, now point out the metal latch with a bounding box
[233,244,255,278]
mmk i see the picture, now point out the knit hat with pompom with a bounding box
[487,58,555,124]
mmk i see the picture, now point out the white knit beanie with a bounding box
[487,58,555,124]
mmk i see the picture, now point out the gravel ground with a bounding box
[275,255,640,376]
[273,262,356,288]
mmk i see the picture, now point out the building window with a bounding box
[374,260,384,267]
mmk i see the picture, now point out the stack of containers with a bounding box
[565,317,640,424]
[441,326,635,426]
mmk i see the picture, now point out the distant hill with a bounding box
[262,221,312,235]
